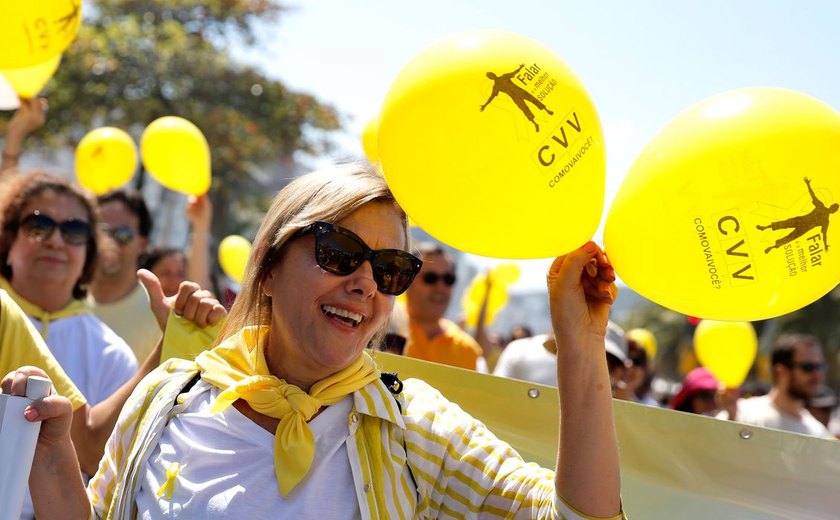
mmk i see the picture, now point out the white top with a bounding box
[135,383,362,519]
[735,395,832,437]
[28,313,137,406]
[493,334,558,386]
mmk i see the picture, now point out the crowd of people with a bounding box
[1,90,836,520]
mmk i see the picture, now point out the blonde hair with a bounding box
[215,162,409,345]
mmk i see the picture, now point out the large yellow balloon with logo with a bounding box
[605,88,840,321]
[1,2,82,69]
[1,55,62,98]
[75,127,138,194]
[218,235,251,284]
[379,30,605,258]
[141,116,211,195]
[694,320,757,388]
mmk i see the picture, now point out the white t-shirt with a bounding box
[136,383,362,519]
[493,334,558,386]
[735,395,832,437]
[28,313,137,406]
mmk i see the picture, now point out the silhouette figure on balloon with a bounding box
[756,177,838,254]
[480,64,553,132]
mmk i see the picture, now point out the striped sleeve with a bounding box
[401,378,625,519]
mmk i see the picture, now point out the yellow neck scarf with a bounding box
[195,325,380,497]
[0,277,91,340]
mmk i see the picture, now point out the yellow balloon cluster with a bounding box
[694,320,758,388]
[141,116,211,195]
[379,30,605,258]
[462,263,521,328]
[1,55,62,98]
[218,235,251,284]
[75,127,138,195]
[606,88,840,320]
[1,2,82,69]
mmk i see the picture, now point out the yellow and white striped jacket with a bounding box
[88,357,622,519]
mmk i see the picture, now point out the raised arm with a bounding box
[804,177,825,208]
[548,242,621,517]
[185,194,213,292]
[1,97,47,175]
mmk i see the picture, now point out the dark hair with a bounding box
[0,171,100,299]
[98,189,153,238]
[142,246,184,272]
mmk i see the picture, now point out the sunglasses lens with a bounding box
[315,231,364,275]
[60,220,92,245]
[111,226,135,245]
[21,214,56,240]
[442,273,456,286]
[371,252,418,295]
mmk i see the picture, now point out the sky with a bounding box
[242,0,840,292]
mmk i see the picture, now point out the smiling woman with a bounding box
[0,172,137,409]
[16,162,624,520]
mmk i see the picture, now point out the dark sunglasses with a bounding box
[421,272,457,286]
[297,221,422,296]
[19,211,92,246]
[790,361,826,373]
[100,225,136,245]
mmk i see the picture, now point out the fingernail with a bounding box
[24,406,40,421]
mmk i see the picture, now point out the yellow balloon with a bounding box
[141,116,211,195]
[75,127,138,195]
[0,2,82,69]
[626,328,658,360]
[605,88,840,320]
[218,235,252,284]
[1,55,62,98]
[462,273,508,328]
[361,115,379,163]
[490,262,521,286]
[379,30,605,258]
[694,320,758,388]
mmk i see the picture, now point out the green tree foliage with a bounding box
[21,0,341,237]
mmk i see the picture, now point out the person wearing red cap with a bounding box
[669,367,721,416]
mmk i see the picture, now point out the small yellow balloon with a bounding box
[379,30,605,258]
[361,115,379,163]
[694,320,757,388]
[218,235,251,284]
[0,2,82,69]
[75,127,138,195]
[606,88,840,320]
[626,328,658,359]
[1,55,62,98]
[141,116,211,195]
[462,272,508,327]
[490,263,521,286]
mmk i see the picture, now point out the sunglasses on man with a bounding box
[789,361,826,374]
[100,225,136,245]
[297,221,422,296]
[420,271,457,287]
[19,211,92,246]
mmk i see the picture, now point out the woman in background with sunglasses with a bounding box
[0,172,138,408]
[16,163,624,519]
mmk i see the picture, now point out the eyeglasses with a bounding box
[100,225,136,245]
[19,211,92,246]
[421,271,456,286]
[789,361,826,373]
[297,221,422,296]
